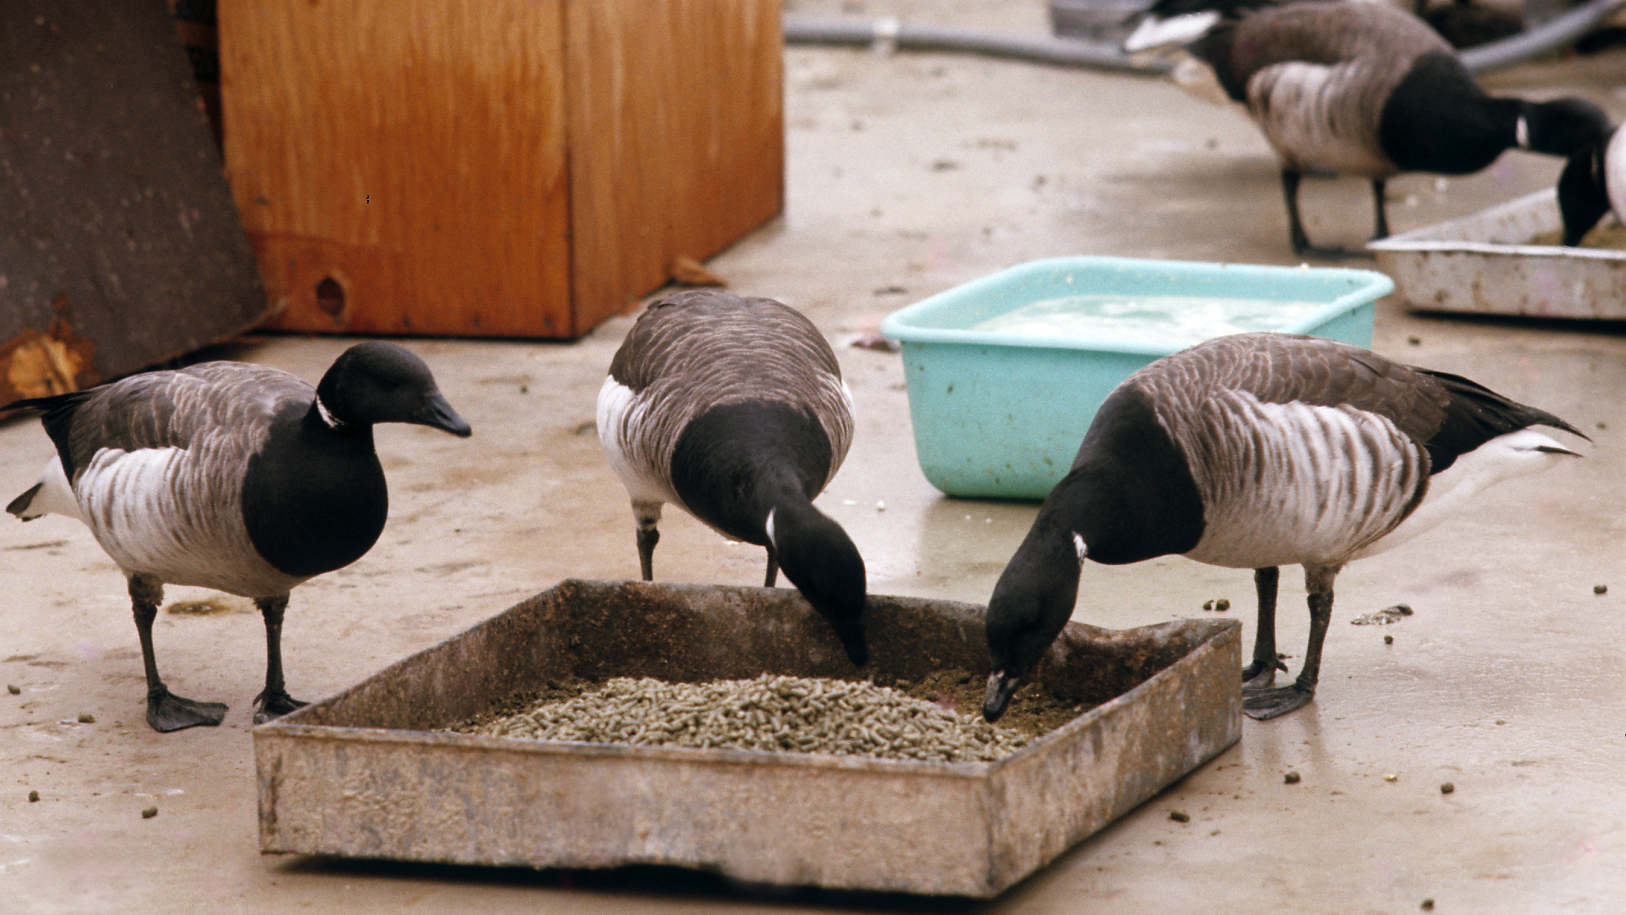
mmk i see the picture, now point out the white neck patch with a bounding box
[1072,532,1088,565]
[315,395,343,429]
[765,507,777,549]
[1515,115,1530,149]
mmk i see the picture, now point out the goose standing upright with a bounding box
[597,289,868,665]
[982,332,1584,722]
[5,342,472,732]
[1557,123,1623,246]
[1123,0,1610,257]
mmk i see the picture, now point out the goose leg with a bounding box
[1242,566,1289,688]
[1281,169,1368,259]
[1370,178,1390,240]
[764,551,779,588]
[1282,169,1317,256]
[1244,564,1339,720]
[633,500,662,581]
[128,574,228,732]
[253,594,305,723]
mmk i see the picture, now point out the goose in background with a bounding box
[597,289,868,666]
[1123,0,1610,257]
[982,332,1585,722]
[5,342,472,732]
[1558,123,1623,246]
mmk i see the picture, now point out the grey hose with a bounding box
[1460,0,1626,72]
[782,15,1171,74]
[784,0,1626,76]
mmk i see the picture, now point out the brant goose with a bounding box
[597,289,868,665]
[1123,0,1610,257]
[982,332,1584,722]
[1557,124,1623,247]
[5,342,472,732]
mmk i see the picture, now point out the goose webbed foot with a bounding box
[253,688,307,724]
[1241,656,1288,689]
[1242,681,1315,720]
[147,685,229,732]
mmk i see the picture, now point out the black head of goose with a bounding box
[1123,0,1611,258]
[4,341,472,732]
[1557,123,1623,247]
[597,289,868,666]
[982,332,1585,723]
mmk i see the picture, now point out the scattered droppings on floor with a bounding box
[1351,604,1414,625]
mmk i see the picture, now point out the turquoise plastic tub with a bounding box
[879,256,1393,500]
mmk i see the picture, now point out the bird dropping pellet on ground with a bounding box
[452,674,1033,763]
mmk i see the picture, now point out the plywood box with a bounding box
[218,0,783,339]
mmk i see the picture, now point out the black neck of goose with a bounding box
[1558,134,1613,246]
[767,495,868,665]
[1062,385,1204,566]
[1515,96,1610,158]
[668,400,834,546]
[245,401,387,579]
[986,387,1204,687]
[1379,51,1521,174]
[986,495,1088,685]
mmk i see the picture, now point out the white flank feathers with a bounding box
[596,376,678,508]
[72,444,299,597]
[1177,392,1422,569]
[75,447,188,573]
[1248,60,1395,176]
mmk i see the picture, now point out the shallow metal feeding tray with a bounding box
[1368,188,1626,320]
[255,579,1240,898]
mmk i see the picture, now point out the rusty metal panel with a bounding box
[1369,189,1626,320]
[0,0,269,404]
[255,579,1241,898]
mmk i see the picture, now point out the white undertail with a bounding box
[13,457,83,522]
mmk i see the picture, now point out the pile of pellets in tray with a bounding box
[456,674,1032,763]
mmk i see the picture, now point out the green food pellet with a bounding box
[1284,771,1301,784]
[1421,900,1434,911]
[1440,782,1455,794]
[28,791,39,803]
[77,713,95,724]
[6,685,18,695]
[1169,810,1190,823]
[1215,598,1230,611]
[1384,635,1394,645]
[142,806,158,819]
[1594,584,1607,595]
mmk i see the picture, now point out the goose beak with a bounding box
[418,392,472,437]
[983,669,1022,723]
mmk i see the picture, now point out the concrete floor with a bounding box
[4,2,1625,911]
